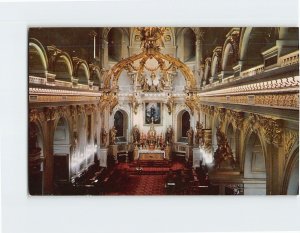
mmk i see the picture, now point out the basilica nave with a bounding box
[28,27,299,195]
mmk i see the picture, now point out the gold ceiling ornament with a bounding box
[137,27,166,52]
[84,104,96,114]
[284,130,299,161]
[69,105,77,118]
[76,105,85,114]
[215,107,226,121]
[104,49,196,91]
[227,110,244,130]
[258,116,283,147]
[185,94,202,114]
[43,107,57,121]
[109,92,118,115]
[56,106,69,119]
[129,95,139,114]
[200,104,214,116]
[248,113,283,147]
[99,94,110,109]
[103,27,196,90]
[29,109,41,122]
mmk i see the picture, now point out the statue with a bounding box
[187,127,194,146]
[138,27,166,51]
[101,128,108,146]
[147,123,157,149]
[130,96,139,114]
[195,121,204,146]
[109,126,117,145]
[165,125,173,144]
[214,126,236,169]
[132,125,140,143]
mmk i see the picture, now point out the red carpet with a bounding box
[105,160,187,195]
[107,175,167,195]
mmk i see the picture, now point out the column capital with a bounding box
[193,28,205,40]
[89,30,97,38]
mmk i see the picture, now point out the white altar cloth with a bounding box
[138,149,166,159]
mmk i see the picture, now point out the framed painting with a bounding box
[144,102,162,125]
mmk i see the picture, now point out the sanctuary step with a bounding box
[131,160,170,168]
[127,167,171,175]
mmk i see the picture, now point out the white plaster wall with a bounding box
[287,161,299,195]
[118,70,134,92]
[172,70,185,92]
[53,120,71,155]
[244,183,266,195]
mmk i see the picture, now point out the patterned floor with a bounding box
[118,175,167,195]
[105,161,186,195]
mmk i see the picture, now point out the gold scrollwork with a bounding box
[284,130,299,160]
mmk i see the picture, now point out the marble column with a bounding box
[121,40,128,59]
[195,37,203,87]
[99,38,108,69]
[194,29,204,87]
[89,30,97,59]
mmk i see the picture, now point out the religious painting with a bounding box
[144,102,162,125]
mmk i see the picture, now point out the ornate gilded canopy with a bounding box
[104,27,197,91]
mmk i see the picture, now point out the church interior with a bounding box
[28,27,299,195]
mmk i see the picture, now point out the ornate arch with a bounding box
[73,59,90,82]
[110,104,130,126]
[211,46,222,78]
[104,50,196,90]
[29,38,49,71]
[281,146,299,194]
[174,105,193,141]
[110,104,130,140]
[221,28,240,71]
[174,104,193,121]
[175,27,195,40]
[204,57,212,84]
[52,52,74,77]
[52,113,73,147]
[89,65,102,85]
[101,27,112,40]
[240,115,269,174]
[238,27,252,61]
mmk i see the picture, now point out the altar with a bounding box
[138,149,165,160]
